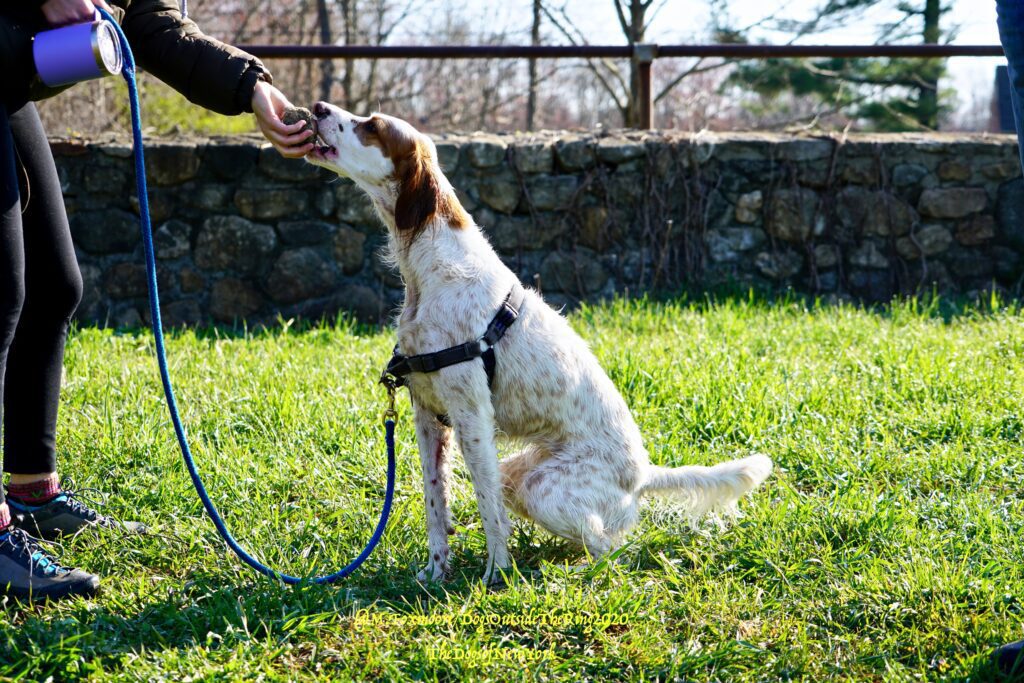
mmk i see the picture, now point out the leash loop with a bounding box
[98,8,395,584]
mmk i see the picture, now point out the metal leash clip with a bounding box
[379,370,399,424]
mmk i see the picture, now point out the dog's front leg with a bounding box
[414,403,455,581]
[449,402,512,585]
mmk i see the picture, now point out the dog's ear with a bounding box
[395,141,440,236]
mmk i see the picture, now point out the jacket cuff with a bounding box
[237,65,272,114]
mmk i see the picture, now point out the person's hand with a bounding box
[252,80,314,159]
[40,0,113,27]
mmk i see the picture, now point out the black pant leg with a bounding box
[3,101,82,476]
[0,103,26,505]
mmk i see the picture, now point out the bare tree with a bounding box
[316,0,334,102]
[526,0,542,130]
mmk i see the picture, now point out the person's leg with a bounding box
[998,0,1024,171]
[1,101,82,495]
[0,100,28,524]
[0,101,97,600]
[1,101,143,539]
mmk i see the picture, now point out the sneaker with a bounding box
[8,489,145,540]
[0,527,99,601]
[993,638,1024,677]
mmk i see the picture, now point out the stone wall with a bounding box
[54,130,1023,327]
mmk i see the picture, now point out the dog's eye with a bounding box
[364,119,377,134]
[338,122,344,133]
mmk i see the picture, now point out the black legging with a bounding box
[0,99,83,506]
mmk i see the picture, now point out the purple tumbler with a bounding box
[33,10,122,87]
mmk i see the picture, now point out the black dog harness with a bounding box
[380,284,526,395]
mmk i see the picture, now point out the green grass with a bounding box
[3,294,1024,681]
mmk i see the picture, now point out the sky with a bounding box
[546,0,1004,124]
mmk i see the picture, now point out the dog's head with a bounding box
[305,102,467,240]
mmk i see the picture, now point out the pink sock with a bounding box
[7,473,61,505]
[0,503,10,533]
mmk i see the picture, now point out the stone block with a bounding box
[258,145,323,182]
[154,220,192,260]
[129,190,175,224]
[210,278,264,322]
[755,249,802,280]
[555,139,596,171]
[848,241,889,269]
[597,138,646,164]
[235,188,309,221]
[465,136,507,168]
[103,262,173,299]
[892,163,928,188]
[918,187,987,219]
[813,244,839,269]
[71,209,139,254]
[179,268,205,293]
[434,141,461,172]
[526,175,578,211]
[705,227,767,263]
[944,245,994,279]
[955,215,996,246]
[200,141,259,180]
[539,249,608,295]
[279,220,335,246]
[578,206,611,251]
[937,159,971,182]
[332,225,367,274]
[195,215,277,275]
[265,248,338,304]
[735,191,763,224]
[767,188,818,242]
[513,141,554,174]
[145,144,201,186]
[183,184,233,211]
[478,171,522,213]
[895,224,953,259]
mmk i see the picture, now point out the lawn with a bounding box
[3,295,1024,681]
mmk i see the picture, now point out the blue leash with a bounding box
[99,8,396,585]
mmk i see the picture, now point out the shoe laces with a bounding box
[56,481,111,526]
[1,528,70,576]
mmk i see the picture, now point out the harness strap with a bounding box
[383,284,526,390]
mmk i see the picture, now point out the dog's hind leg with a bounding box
[414,404,455,581]
[499,444,548,521]
[513,446,638,560]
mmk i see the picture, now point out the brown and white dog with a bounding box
[305,103,773,584]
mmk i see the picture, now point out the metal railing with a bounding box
[237,43,1006,129]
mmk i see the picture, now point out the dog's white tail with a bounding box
[638,453,773,521]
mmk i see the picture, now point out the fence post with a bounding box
[634,43,658,129]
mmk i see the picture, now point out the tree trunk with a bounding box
[526,0,541,130]
[342,0,355,109]
[621,0,647,127]
[316,0,334,102]
[918,0,941,129]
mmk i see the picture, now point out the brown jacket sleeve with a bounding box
[113,0,273,115]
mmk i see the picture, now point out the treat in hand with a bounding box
[282,107,317,148]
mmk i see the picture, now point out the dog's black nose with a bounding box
[313,102,329,119]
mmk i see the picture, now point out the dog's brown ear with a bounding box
[395,141,440,236]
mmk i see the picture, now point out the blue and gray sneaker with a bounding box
[0,527,99,601]
[8,489,145,540]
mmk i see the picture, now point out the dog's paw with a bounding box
[481,566,512,588]
[416,561,449,583]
